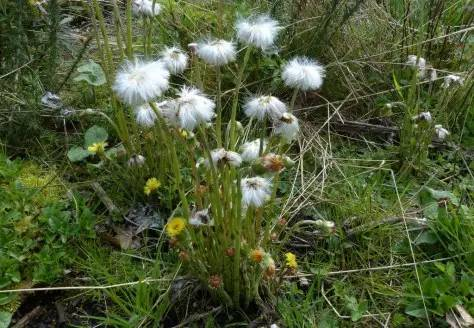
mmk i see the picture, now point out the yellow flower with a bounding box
[144,177,161,195]
[285,252,297,269]
[87,142,107,155]
[166,217,186,237]
[250,249,265,263]
[179,129,188,138]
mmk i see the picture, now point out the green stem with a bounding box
[229,47,252,150]
[215,66,223,147]
[289,88,299,112]
[149,102,190,218]
[126,0,133,59]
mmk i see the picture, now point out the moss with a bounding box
[17,163,66,205]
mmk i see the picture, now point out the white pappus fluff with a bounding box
[434,124,450,141]
[236,15,280,50]
[412,111,432,122]
[168,86,216,131]
[442,74,464,88]
[201,148,242,168]
[160,46,188,74]
[134,103,158,127]
[241,177,272,208]
[282,57,325,91]
[127,154,146,167]
[189,208,214,226]
[240,139,267,162]
[113,60,170,105]
[196,39,236,66]
[273,112,300,141]
[243,95,287,121]
[132,0,161,17]
[406,55,427,78]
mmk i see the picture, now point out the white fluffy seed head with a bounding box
[169,86,216,131]
[236,15,280,50]
[128,154,146,167]
[160,46,188,74]
[189,208,213,226]
[241,177,272,208]
[273,112,299,141]
[210,148,242,167]
[243,95,287,121]
[282,57,325,91]
[113,60,170,105]
[412,111,432,122]
[241,139,267,162]
[134,103,158,127]
[434,124,449,140]
[442,74,464,88]
[132,0,161,17]
[406,55,426,69]
[196,39,236,66]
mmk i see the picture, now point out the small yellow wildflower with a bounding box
[144,177,161,195]
[179,129,188,138]
[166,217,186,237]
[87,142,107,155]
[285,252,297,269]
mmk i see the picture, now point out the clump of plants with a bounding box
[0,155,95,312]
[85,0,331,307]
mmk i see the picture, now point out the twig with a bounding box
[345,216,427,236]
[286,253,469,278]
[0,278,168,294]
[11,306,44,328]
[170,306,223,328]
[91,182,120,216]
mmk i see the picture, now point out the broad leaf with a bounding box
[84,125,108,148]
[0,312,12,328]
[73,59,106,86]
[67,147,90,162]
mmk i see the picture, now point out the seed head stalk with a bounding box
[229,46,252,150]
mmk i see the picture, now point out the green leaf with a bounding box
[73,59,106,86]
[405,301,428,318]
[67,147,90,162]
[414,231,438,245]
[0,311,12,328]
[84,125,108,148]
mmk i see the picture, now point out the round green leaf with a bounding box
[84,125,108,147]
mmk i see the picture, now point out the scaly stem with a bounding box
[229,47,252,150]
[149,102,190,219]
[126,0,133,59]
[215,66,223,147]
[289,87,299,112]
[259,118,267,156]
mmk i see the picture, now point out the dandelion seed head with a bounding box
[434,124,449,141]
[160,46,188,74]
[128,154,146,167]
[196,39,236,66]
[273,112,299,142]
[201,148,242,168]
[241,139,267,162]
[236,15,280,50]
[169,86,216,131]
[243,95,287,121]
[132,0,161,17]
[114,60,169,105]
[189,208,214,226]
[241,176,272,208]
[134,103,158,127]
[282,57,325,91]
[442,74,464,88]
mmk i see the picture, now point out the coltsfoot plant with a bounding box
[88,0,326,307]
